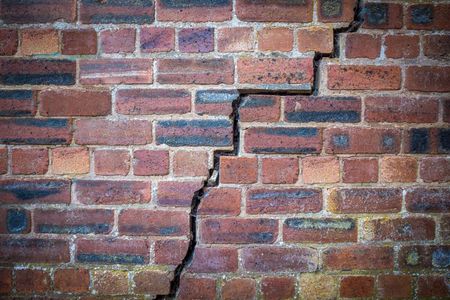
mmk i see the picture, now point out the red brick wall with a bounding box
[0,0,449,299]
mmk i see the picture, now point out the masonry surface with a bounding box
[0,0,449,299]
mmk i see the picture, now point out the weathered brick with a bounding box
[328,188,402,213]
[243,246,317,272]
[298,26,334,54]
[21,29,59,56]
[54,269,90,293]
[345,33,381,59]
[94,150,130,176]
[75,180,151,205]
[424,35,450,59]
[0,29,18,56]
[284,218,357,243]
[157,180,203,206]
[0,59,76,86]
[303,156,340,184]
[261,277,295,300]
[0,90,36,117]
[80,0,154,24]
[442,216,450,242]
[258,28,293,52]
[40,89,111,117]
[0,238,69,263]
[261,157,298,184]
[79,59,152,85]
[0,179,71,204]
[15,269,51,294]
[328,65,401,90]
[340,276,374,298]
[178,276,216,300]
[323,246,394,270]
[385,35,420,59]
[380,156,417,183]
[362,2,403,29]
[156,119,233,147]
[0,269,12,294]
[154,240,189,265]
[324,127,401,154]
[117,88,190,115]
[420,157,450,182]
[244,127,322,154]
[418,276,450,298]
[157,58,234,84]
[247,188,322,214]
[201,218,278,244]
[343,158,378,183]
[173,151,209,177]
[198,187,241,216]
[0,0,76,24]
[363,217,435,242]
[220,157,257,184]
[378,275,412,299]
[140,27,175,53]
[0,208,31,234]
[34,209,114,234]
[195,89,238,116]
[134,270,172,295]
[218,27,253,52]
[406,4,450,30]
[222,278,256,300]
[157,0,232,22]
[133,150,169,176]
[403,128,449,154]
[188,247,238,273]
[179,28,214,53]
[76,238,150,264]
[0,148,6,175]
[236,0,312,22]
[399,245,450,270]
[237,58,313,85]
[11,148,48,175]
[300,274,339,300]
[62,30,97,55]
[405,188,449,213]
[405,66,450,92]
[93,270,128,295]
[100,28,136,53]
[75,119,152,145]
[240,95,281,122]
[285,95,361,123]
[52,147,90,175]
[318,0,358,23]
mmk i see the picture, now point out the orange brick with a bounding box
[258,28,293,52]
[52,147,90,175]
[218,27,253,52]
[381,157,417,183]
[303,156,340,184]
[21,29,59,55]
[261,157,298,184]
[173,150,209,177]
[220,157,257,184]
[298,26,333,54]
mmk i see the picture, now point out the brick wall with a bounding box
[0,0,449,299]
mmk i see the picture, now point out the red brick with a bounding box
[303,156,339,184]
[198,187,241,216]
[378,275,412,299]
[218,27,253,52]
[133,150,169,176]
[420,157,450,182]
[0,148,6,174]
[76,238,150,264]
[402,128,447,154]
[240,95,281,122]
[399,245,449,270]
[238,58,313,85]
[345,33,381,59]
[284,218,357,243]
[15,269,51,294]
[406,4,450,30]
[343,158,378,183]
[157,180,203,207]
[54,269,90,293]
[119,209,189,237]
[418,276,449,298]
[34,209,114,235]
[364,217,435,242]
[385,35,420,59]
[0,269,12,294]
[154,239,189,266]
[362,2,402,29]
[0,90,36,117]
[11,148,48,175]
[406,66,450,92]
[243,246,317,272]
[405,188,449,213]
[328,65,401,90]
[0,238,69,263]
[325,127,401,154]
[220,157,257,184]
[0,0,76,24]
[178,276,216,300]
[0,208,31,234]
[62,30,97,55]
[247,188,322,215]
[258,28,293,52]
[0,179,71,204]
[157,0,232,22]
[222,278,256,300]
[340,276,374,298]
[380,156,417,183]
[179,28,214,53]
[236,0,312,22]
[188,247,238,273]
[318,0,358,23]
[94,150,130,176]
[93,270,128,295]
[80,0,154,24]
[140,27,175,53]
[174,150,209,177]
[329,188,402,213]
[75,119,152,145]
[261,157,298,184]
[261,277,295,300]
[195,89,238,116]
[0,29,18,55]
[158,58,233,84]
[51,147,89,175]
[101,28,135,53]
[134,270,172,295]
[75,180,151,205]
[298,26,334,53]
[424,35,450,59]
[201,217,278,244]
[323,246,394,270]
[21,29,59,56]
